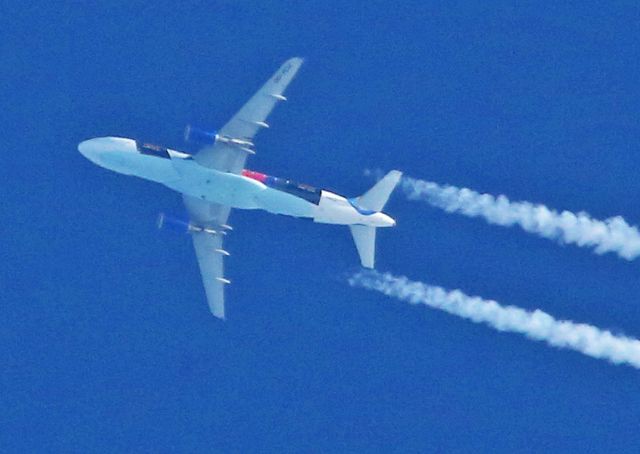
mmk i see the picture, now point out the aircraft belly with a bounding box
[255,187,316,217]
[134,154,181,183]
[169,158,265,208]
[314,190,363,225]
[101,150,181,184]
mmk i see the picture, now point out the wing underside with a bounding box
[183,195,231,319]
[192,231,226,319]
[194,57,304,174]
[183,58,304,318]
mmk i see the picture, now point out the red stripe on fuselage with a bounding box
[242,169,268,183]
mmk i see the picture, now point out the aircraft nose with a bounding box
[78,137,136,165]
[78,138,98,159]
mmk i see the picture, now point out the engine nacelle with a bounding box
[184,125,217,145]
[157,213,225,235]
[157,213,192,234]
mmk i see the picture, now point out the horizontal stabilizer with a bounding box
[350,225,376,269]
[358,170,402,212]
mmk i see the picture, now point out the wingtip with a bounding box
[389,170,403,179]
[287,56,305,66]
[211,309,226,320]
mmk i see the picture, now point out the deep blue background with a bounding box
[4,2,640,452]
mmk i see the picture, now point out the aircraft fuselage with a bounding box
[78,136,396,228]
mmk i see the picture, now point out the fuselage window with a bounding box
[136,141,170,159]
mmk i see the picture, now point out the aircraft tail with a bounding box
[357,170,403,212]
[350,225,376,268]
[349,170,402,268]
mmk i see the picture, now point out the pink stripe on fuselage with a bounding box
[242,169,268,183]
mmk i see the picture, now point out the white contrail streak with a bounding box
[400,176,640,260]
[349,270,640,369]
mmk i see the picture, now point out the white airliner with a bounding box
[79,58,401,319]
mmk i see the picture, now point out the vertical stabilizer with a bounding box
[350,225,376,269]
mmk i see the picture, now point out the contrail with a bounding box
[400,175,640,260]
[349,270,640,369]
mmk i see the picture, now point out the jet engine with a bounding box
[184,125,217,145]
[157,213,192,234]
[157,213,225,235]
[184,125,255,153]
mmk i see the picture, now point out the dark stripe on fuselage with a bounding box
[136,141,171,159]
[242,169,322,205]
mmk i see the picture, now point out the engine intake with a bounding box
[184,125,218,145]
[157,213,225,235]
[157,213,191,234]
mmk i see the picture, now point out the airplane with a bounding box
[78,58,402,319]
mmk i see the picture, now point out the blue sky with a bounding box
[4,2,640,452]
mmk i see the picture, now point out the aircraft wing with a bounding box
[194,57,304,174]
[183,195,232,319]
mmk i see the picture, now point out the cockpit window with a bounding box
[136,141,170,159]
